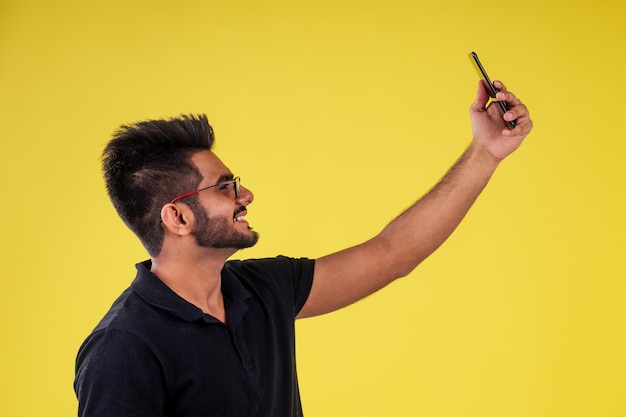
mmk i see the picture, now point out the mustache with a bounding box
[234,206,247,217]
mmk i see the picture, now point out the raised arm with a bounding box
[297,80,533,319]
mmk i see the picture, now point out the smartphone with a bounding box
[469,51,515,129]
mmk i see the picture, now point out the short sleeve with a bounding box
[224,256,315,316]
[282,256,315,314]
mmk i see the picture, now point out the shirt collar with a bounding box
[131,260,251,325]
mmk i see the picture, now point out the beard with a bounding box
[192,206,259,249]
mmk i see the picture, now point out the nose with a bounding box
[236,185,254,206]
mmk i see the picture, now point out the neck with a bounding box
[150,247,235,323]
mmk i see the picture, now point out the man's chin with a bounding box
[242,230,260,249]
[223,229,259,250]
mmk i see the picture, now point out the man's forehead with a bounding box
[191,150,232,181]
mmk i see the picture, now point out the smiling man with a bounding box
[74,80,532,417]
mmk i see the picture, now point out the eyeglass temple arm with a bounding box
[169,190,199,204]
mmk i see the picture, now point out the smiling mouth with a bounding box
[233,207,247,223]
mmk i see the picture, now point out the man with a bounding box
[74,80,532,416]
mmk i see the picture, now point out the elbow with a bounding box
[393,260,423,280]
[375,237,425,280]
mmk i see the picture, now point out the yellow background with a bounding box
[1,1,625,416]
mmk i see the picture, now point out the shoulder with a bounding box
[225,255,315,279]
[224,256,316,313]
[90,287,154,334]
[79,282,183,359]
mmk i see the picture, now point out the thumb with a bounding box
[471,80,491,112]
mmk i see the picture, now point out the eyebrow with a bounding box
[212,172,235,184]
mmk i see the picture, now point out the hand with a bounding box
[470,80,533,161]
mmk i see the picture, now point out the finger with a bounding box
[493,80,507,93]
[496,89,522,107]
[503,110,534,136]
[493,80,522,105]
[504,101,530,125]
[495,89,527,123]
[491,81,534,136]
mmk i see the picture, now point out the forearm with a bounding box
[302,81,532,318]
[375,141,500,277]
[301,141,502,318]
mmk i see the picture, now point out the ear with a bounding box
[160,204,194,236]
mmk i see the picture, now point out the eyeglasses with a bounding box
[168,176,241,204]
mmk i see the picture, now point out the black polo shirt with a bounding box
[75,256,315,417]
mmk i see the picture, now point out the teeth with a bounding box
[235,215,245,222]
